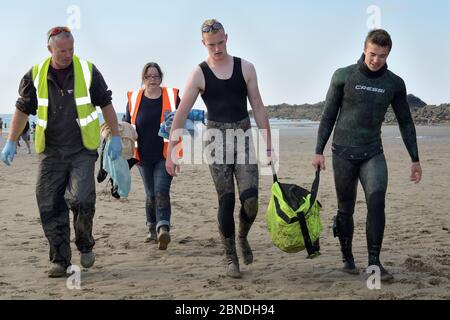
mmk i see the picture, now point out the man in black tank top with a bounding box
[166,19,274,279]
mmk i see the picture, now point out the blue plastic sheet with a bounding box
[103,139,131,197]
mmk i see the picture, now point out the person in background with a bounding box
[124,62,181,250]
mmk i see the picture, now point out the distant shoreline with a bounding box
[250,102,450,125]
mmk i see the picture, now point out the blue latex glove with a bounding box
[1,140,16,166]
[108,136,122,161]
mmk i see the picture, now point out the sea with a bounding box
[0,113,319,131]
[1,112,448,142]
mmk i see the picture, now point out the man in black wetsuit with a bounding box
[312,29,422,281]
[166,19,273,279]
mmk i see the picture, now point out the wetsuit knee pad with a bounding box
[333,212,354,238]
[239,188,258,222]
[155,193,170,209]
[218,193,236,238]
[338,200,355,217]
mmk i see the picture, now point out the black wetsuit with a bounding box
[315,54,419,263]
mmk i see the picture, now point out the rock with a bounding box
[256,99,450,125]
[407,94,427,109]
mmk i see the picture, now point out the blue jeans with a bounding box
[138,159,173,231]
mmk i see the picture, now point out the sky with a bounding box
[1,0,449,115]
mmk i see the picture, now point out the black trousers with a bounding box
[36,145,98,267]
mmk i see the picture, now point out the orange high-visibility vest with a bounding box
[127,87,182,161]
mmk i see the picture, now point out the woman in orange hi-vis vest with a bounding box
[124,62,180,250]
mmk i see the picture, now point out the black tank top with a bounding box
[199,56,248,123]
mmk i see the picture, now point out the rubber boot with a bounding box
[368,245,393,282]
[333,214,358,274]
[238,217,253,265]
[220,233,241,278]
[339,237,358,274]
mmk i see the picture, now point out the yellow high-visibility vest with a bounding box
[32,55,100,153]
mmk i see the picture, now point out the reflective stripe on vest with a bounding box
[79,110,99,127]
[32,55,100,153]
[129,91,140,121]
[127,87,181,161]
[37,119,47,129]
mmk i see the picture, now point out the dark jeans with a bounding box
[138,158,173,231]
[36,145,97,267]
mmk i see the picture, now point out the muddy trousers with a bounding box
[332,152,388,262]
[209,163,259,239]
[206,118,259,272]
[206,117,259,240]
[36,146,97,268]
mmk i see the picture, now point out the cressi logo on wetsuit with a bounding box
[354,85,386,93]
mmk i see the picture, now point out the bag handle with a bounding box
[308,169,320,211]
[271,162,320,193]
[271,161,278,183]
[300,169,321,258]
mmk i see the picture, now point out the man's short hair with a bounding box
[47,26,73,46]
[201,19,224,35]
[365,29,392,51]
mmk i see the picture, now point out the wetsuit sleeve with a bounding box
[90,64,113,108]
[315,68,345,154]
[15,68,38,115]
[391,78,419,162]
[123,102,131,123]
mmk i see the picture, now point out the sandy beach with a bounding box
[0,124,449,300]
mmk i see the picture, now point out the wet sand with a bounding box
[0,125,449,299]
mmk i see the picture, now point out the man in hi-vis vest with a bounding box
[0,26,122,277]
